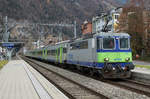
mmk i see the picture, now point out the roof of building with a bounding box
[94,32,130,37]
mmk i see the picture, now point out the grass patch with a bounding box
[0,60,8,69]
[136,65,150,69]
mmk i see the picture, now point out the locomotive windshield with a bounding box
[120,38,129,49]
[103,38,115,49]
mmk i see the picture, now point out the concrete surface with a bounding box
[133,60,150,66]
[0,60,68,99]
[132,68,150,84]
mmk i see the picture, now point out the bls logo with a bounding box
[114,58,122,61]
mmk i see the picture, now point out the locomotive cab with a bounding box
[95,33,135,78]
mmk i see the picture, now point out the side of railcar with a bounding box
[55,43,68,64]
[36,48,43,60]
[28,48,44,60]
[24,50,32,57]
[25,50,37,58]
[67,38,96,67]
[46,45,57,63]
[45,42,68,64]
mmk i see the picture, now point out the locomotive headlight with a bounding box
[104,58,109,62]
[125,57,130,61]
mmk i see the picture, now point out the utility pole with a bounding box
[74,21,77,39]
[5,16,8,42]
[58,27,63,42]
[3,16,9,42]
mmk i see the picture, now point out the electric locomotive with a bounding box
[67,32,134,78]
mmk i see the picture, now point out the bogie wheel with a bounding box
[89,68,95,76]
[97,70,104,80]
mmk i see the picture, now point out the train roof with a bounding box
[94,32,130,37]
[68,32,130,43]
[27,32,130,52]
[55,40,70,45]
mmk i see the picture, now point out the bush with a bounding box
[0,60,8,69]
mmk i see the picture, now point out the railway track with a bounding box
[23,57,108,99]
[102,79,150,97]
[124,79,150,88]
[22,56,150,98]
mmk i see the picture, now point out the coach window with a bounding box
[70,44,73,50]
[37,51,39,55]
[38,51,40,55]
[51,50,55,56]
[80,41,88,49]
[47,50,51,55]
[97,38,102,50]
[103,37,115,49]
[39,51,41,55]
[120,38,129,49]
[40,51,42,55]
[70,43,77,50]
[63,48,67,53]
[76,42,80,49]
[35,51,37,55]
[97,38,100,49]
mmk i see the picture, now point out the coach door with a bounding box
[63,47,67,63]
[59,47,63,63]
[92,38,96,64]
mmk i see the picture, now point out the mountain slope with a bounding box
[0,0,122,23]
[0,0,124,39]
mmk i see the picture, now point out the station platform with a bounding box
[132,68,150,84]
[132,68,150,74]
[133,60,150,66]
[132,60,150,83]
[0,60,68,99]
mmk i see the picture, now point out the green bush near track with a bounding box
[0,60,8,69]
[136,65,150,69]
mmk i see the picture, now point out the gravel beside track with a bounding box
[23,57,150,99]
